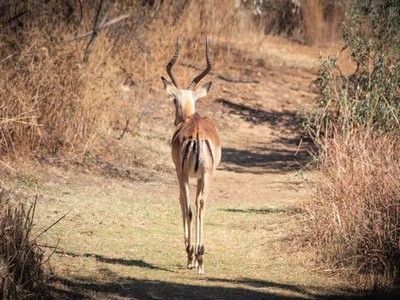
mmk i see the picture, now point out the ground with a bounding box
[5,44,363,299]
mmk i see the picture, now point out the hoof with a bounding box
[186,245,194,269]
[187,257,194,269]
[195,245,204,274]
[197,265,204,275]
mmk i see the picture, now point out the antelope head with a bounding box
[161,36,213,126]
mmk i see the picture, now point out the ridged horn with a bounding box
[187,35,212,90]
[166,37,182,88]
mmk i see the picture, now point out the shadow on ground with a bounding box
[54,250,174,273]
[48,274,394,300]
[215,98,314,174]
[47,252,393,299]
[220,146,310,174]
[216,98,304,130]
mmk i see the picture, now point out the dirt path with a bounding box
[29,65,356,299]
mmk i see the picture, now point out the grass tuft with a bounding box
[0,190,46,298]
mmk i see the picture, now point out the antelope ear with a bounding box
[194,81,212,101]
[161,76,178,97]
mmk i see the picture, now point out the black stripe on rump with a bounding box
[205,139,214,167]
[194,134,201,172]
[182,140,194,171]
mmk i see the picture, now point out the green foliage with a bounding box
[303,0,400,288]
[343,0,400,66]
[306,0,400,138]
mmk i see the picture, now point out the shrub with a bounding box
[305,0,400,138]
[303,0,400,287]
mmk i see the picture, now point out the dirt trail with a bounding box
[30,65,355,299]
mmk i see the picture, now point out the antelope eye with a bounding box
[173,98,177,104]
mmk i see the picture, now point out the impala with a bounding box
[161,36,221,275]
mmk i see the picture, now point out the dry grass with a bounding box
[0,189,46,298]
[0,0,259,163]
[0,0,345,165]
[303,130,400,287]
[0,29,98,158]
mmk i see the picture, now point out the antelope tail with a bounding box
[194,133,201,173]
[182,140,194,171]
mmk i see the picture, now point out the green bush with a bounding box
[305,0,400,138]
[303,0,400,288]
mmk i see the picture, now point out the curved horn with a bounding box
[166,37,182,88]
[187,35,212,90]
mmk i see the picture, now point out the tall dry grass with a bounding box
[0,0,260,164]
[0,29,99,157]
[0,1,120,159]
[304,130,400,286]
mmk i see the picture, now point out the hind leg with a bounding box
[195,174,212,275]
[178,175,194,269]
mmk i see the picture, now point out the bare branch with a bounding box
[83,0,114,63]
[5,10,31,24]
[69,14,130,42]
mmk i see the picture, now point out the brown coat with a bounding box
[172,113,221,177]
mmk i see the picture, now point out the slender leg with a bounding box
[195,173,212,275]
[178,189,188,246]
[179,176,194,269]
[194,178,202,269]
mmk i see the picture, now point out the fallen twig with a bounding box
[117,118,130,140]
